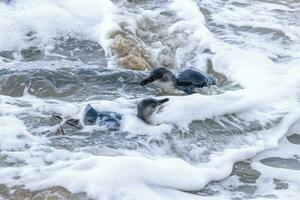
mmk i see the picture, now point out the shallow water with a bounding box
[0,0,300,199]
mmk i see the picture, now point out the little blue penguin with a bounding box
[53,98,169,132]
[140,67,217,94]
[137,97,169,124]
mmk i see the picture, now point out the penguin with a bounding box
[141,67,217,94]
[52,98,169,133]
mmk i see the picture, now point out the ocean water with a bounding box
[0,0,299,199]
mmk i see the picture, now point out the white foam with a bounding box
[0,115,36,150]
[0,0,119,54]
[168,0,217,69]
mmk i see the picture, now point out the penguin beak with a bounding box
[140,76,156,86]
[157,98,169,106]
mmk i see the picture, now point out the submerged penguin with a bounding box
[137,97,169,124]
[53,98,169,133]
[140,67,217,94]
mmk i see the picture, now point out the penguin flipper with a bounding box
[51,114,81,133]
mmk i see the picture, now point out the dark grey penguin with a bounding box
[53,98,169,133]
[140,67,217,94]
[137,98,169,124]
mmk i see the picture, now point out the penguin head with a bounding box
[137,98,169,124]
[140,67,176,86]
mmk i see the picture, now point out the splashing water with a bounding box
[0,0,300,199]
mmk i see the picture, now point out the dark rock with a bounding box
[231,161,261,183]
[287,134,300,145]
[260,157,300,170]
